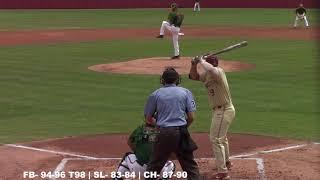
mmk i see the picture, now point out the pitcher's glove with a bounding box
[191,56,201,65]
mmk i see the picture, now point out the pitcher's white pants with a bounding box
[160,21,180,56]
[194,2,200,11]
[294,14,309,27]
[116,153,175,179]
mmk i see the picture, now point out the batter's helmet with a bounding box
[204,54,219,67]
[160,67,181,85]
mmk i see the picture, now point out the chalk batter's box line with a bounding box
[51,157,266,180]
[6,143,319,180]
[5,143,317,160]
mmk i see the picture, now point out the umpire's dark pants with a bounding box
[146,126,200,180]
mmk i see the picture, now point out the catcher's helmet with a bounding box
[204,54,219,67]
[160,67,181,85]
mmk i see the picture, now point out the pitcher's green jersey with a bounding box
[167,12,184,27]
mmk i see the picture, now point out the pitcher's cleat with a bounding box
[171,55,180,59]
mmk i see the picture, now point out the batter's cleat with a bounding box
[213,172,230,180]
[226,160,233,170]
[171,55,180,59]
[156,35,164,38]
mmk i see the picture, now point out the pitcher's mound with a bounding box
[88,57,255,75]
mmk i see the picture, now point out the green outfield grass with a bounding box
[0,8,319,30]
[0,9,319,144]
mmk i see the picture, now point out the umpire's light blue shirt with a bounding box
[144,84,196,127]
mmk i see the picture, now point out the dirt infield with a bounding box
[1,133,319,179]
[0,26,318,46]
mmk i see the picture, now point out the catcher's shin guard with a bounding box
[163,160,176,173]
[160,160,176,179]
[116,152,133,174]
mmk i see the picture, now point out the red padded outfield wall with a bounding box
[0,0,319,9]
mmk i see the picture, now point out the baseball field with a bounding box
[0,8,319,179]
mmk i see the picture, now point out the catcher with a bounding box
[293,3,309,28]
[114,122,175,180]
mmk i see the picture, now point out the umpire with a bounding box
[144,67,200,180]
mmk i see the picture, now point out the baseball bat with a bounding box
[203,41,248,58]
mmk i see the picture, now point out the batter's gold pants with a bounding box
[210,104,235,173]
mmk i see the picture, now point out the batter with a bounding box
[189,55,235,180]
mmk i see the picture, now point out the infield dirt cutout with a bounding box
[0,27,318,46]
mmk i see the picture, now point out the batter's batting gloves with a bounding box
[191,56,201,65]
